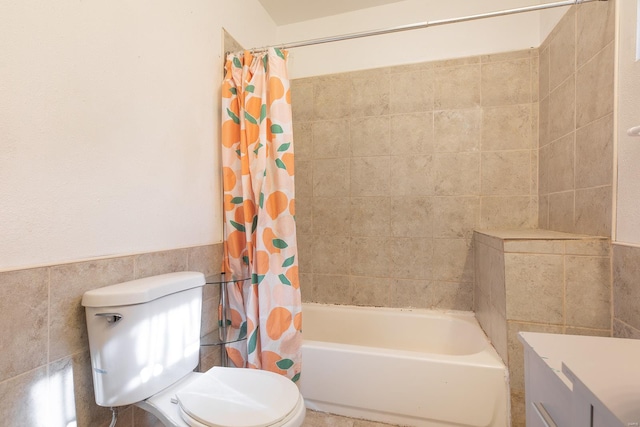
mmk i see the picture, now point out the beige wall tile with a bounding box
[390,196,433,238]
[565,256,611,329]
[434,64,481,110]
[292,122,313,161]
[312,236,350,275]
[538,194,549,229]
[313,197,350,236]
[187,244,223,279]
[0,268,48,382]
[575,113,613,189]
[490,310,508,363]
[481,58,532,107]
[504,253,564,323]
[390,279,430,308]
[613,319,640,339]
[433,196,479,239]
[548,191,574,233]
[481,104,533,151]
[548,8,575,92]
[530,149,539,195]
[432,239,474,283]
[351,73,390,117]
[309,274,351,305]
[390,112,434,154]
[313,77,351,120]
[480,196,536,229]
[350,116,390,157]
[481,151,531,196]
[295,160,313,198]
[531,55,540,103]
[134,249,188,279]
[548,75,575,142]
[313,158,349,197]
[564,327,610,337]
[473,231,504,252]
[540,132,575,194]
[201,295,220,337]
[389,237,433,280]
[433,108,481,153]
[350,157,390,196]
[576,42,614,128]
[474,283,492,335]
[474,241,503,301]
[295,196,313,235]
[296,234,313,274]
[390,154,434,196]
[351,237,391,277]
[574,185,612,237]
[538,95,550,148]
[0,366,49,426]
[429,281,473,311]
[49,351,110,427]
[565,239,610,256]
[49,257,134,362]
[199,342,223,372]
[350,276,390,307]
[434,152,479,196]
[389,69,434,114]
[350,197,391,237]
[576,0,615,68]
[613,244,640,331]
[510,390,526,427]
[299,273,314,302]
[312,120,350,159]
[503,240,565,254]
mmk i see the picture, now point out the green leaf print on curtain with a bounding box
[220,48,302,381]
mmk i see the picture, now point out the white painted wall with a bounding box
[0,0,277,271]
[275,0,569,79]
[615,0,640,245]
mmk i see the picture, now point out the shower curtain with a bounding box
[220,48,302,381]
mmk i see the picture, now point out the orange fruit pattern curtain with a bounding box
[220,48,301,381]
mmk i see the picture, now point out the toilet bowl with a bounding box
[139,367,306,427]
[82,272,305,427]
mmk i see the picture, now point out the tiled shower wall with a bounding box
[537,2,615,236]
[0,244,223,427]
[291,50,539,309]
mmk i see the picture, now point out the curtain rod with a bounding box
[248,0,606,53]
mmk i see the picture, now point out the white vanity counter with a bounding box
[519,332,640,427]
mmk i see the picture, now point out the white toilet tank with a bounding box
[82,271,205,407]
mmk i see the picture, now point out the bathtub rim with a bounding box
[300,302,506,369]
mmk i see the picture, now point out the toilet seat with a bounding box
[175,367,303,427]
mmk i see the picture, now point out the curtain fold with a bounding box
[220,48,301,381]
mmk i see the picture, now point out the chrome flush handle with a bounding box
[95,312,123,324]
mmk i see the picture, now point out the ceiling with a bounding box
[258,0,407,25]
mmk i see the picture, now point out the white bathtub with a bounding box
[299,303,509,427]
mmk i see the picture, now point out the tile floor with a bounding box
[303,410,400,427]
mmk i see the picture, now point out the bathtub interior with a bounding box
[302,303,489,356]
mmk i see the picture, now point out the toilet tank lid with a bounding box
[81,271,205,307]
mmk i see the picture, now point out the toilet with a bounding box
[81,271,305,427]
